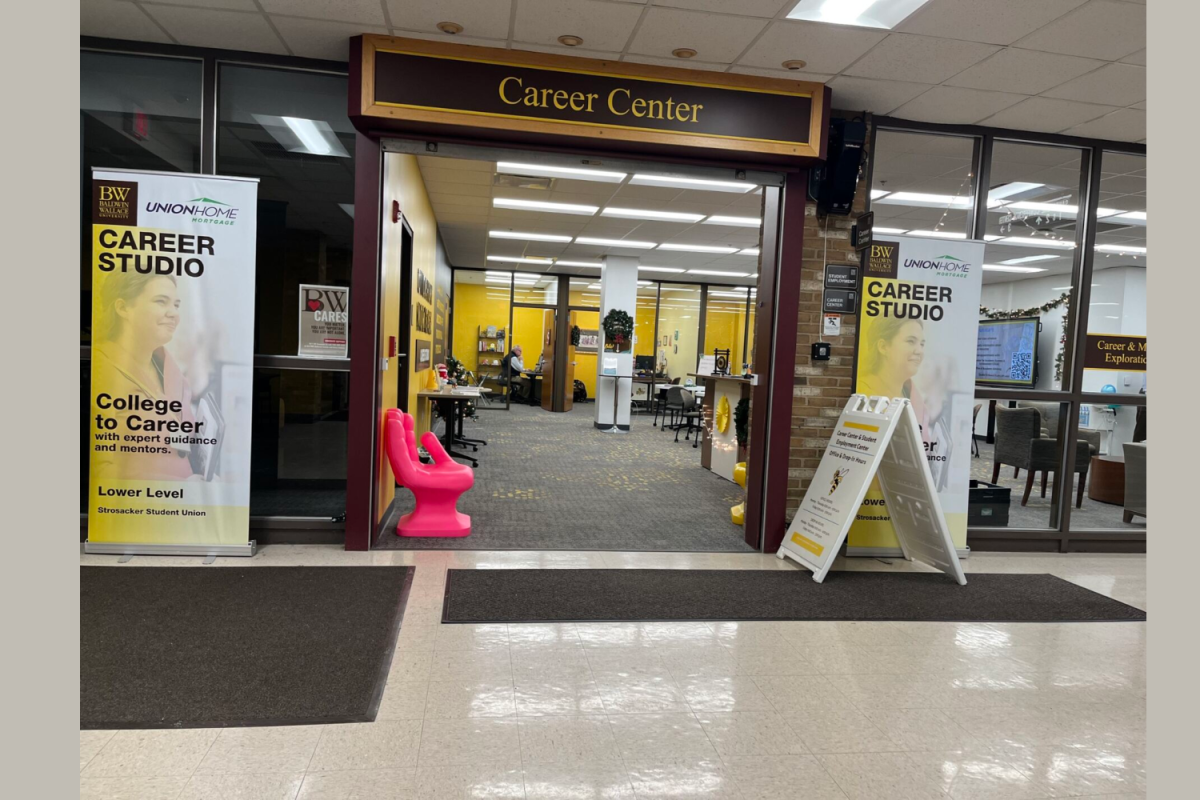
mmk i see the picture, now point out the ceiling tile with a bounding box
[1121,49,1146,65]
[945,48,1104,95]
[514,0,643,52]
[628,8,768,62]
[728,66,834,82]
[143,0,256,10]
[889,86,1025,125]
[622,55,729,73]
[978,96,1117,133]
[1061,107,1145,141]
[142,6,288,54]
[653,0,788,17]
[82,0,172,43]
[392,30,507,48]
[260,0,384,25]
[386,0,513,40]
[897,0,1087,45]
[843,33,999,84]
[1042,63,1145,106]
[827,75,931,115]
[271,17,387,61]
[1013,0,1145,61]
[517,43,622,60]
[738,20,886,75]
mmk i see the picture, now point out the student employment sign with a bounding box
[87,170,258,553]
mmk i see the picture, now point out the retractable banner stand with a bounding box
[848,235,986,557]
[86,169,259,556]
[778,395,966,585]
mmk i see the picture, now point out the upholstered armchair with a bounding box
[993,405,1090,508]
[1123,442,1147,523]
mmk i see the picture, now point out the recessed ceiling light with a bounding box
[785,0,933,30]
[1002,236,1076,248]
[494,197,598,215]
[574,236,657,249]
[704,215,761,227]
[436,21,463,34]
[629,174,755,193]
[782,59,807,70]
[739,248,761,256]
[489,230,573,243]
[555,260,603,268]
[496,161,626,183]
[672,48,697,59]
[687,269,750,277]
[601,207,705,223]
[557,34,583,46]
[873,227,908,235]
[981,265,1048,273]
[638,266,686,273]
[659,243,740,254]
[999,254,1059,265]
[486,255,556,265]
[1095,244,1147,254]
[907,230,967,239]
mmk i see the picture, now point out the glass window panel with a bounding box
[704,288,752,373]
[250,369,348,518]
[569,278,600,308]
[512,275,558,305]
[747,292,758,371]
[870,129,977,238]
[972,397,1073,530]
[657,284,701,382]
[1072,402,1146,530]
[452,270,510,397]
[81,51,203,344]
[570,309,600,403]
[216,65,355,356]
[978,141,1085,392]
[1083,152,1147,396]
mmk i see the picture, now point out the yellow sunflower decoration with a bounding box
[716,395,731,434]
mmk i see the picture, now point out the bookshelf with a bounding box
[475,325,507,380]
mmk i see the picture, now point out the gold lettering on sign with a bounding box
[498,77,701,122]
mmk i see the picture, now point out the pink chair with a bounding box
[384,411,472,537]
[388,409,472,477]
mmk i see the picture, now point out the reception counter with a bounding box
[688,373,752,482]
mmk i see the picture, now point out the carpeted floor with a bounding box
[376,404,753,552]
[80,566,413,729]
[442,568,1147,624]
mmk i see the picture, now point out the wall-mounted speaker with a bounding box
[808,118,867,216]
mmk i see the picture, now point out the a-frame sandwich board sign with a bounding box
[777,394,967,585]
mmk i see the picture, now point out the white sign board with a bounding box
[298,283,349,358]
[823,313,841,336]
[778,394,966,585]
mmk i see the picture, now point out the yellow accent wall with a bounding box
[570,309,599,399]
[705,299,749,373]
[511,306,547,366]
[656,286,701,381]
[635,295,657,361]
[451,281,510,379]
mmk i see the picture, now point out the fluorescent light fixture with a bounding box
[877,191,972,207]
[638,266,686,273]
[1095,207,1126,218]
[686,269,750,277]
[786,0,933,29]
[987,182,1044,203]
[637,280,654,286]
[601,207,705,223]
[659,243,740,254]
[870,189,890,200]
[907,230,967,239]
[253,114,350,157]
[496,161,626,183]
[1052,284,1097,290]
[1115,210,1147,221]
[493,197,598,215]
[874,227,909,235]
[574,236,657,249]
[486,276,535,285]
[984,234,1002,241]
[1090,302,1118,307]
[338,203,354,218]
[1095,244,1147,254]
[1001,236,1076,248]
[486,270,540,278]
[981,265,1048,273]
[999,254,1059,265]
[489,230,572,243]
[629,174,755,193]
[1004,201,1078,215]
[554,260,603,268]
[739,248,761,256]
[709,292,751,299]
[486,255,555,265]
[703,215,761,227]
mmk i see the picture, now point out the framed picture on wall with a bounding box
[415,338,431,371]
[577,329,599,353]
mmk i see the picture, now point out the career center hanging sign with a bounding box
[351,35,828,164]
[299,284,349,359]
[87,169,259,554]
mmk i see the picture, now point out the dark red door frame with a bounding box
[345,133,383,551]
[744,173,807,553]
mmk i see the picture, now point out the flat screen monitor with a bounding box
[634,355,656,372]
[975,317,1039,388]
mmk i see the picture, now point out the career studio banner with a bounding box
[848,235,985,554]
[88,170,258,551]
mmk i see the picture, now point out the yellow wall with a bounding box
[656,287,701,381]
[451,281,509,378]
[635,295,657,362]
[511,306,547,365]
[570,309,599,399]
[705,299,749,373]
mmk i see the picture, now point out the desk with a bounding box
[688,374,752,482]
[417,388,491,466]
[518,370,544,405]
[1088,455,1125,505]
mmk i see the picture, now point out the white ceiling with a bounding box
[83,0,1146,142]
[416,155,764,286]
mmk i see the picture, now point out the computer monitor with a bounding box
[635,355,655,373]
[535,354,545,371]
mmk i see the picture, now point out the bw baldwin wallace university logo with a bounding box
[92,179,138,226]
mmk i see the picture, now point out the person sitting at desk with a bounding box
[500,345,531,403]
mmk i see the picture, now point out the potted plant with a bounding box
[602,309,634,353]
[734,397,750,462]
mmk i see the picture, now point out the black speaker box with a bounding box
[808,118,867,216]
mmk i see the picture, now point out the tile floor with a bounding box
[79,547,1147,799]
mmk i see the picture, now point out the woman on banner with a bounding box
[857,316,932,444]
[91,272,200,481]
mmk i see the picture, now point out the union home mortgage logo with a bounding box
[145,196,240,226]
[904,253,972,279]
[92,179,138,225]
[864,241,898,279]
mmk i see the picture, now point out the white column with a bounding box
[596,255,638,430]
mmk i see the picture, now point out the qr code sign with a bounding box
[1010,351,1033,381]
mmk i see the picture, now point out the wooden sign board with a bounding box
[778,395,967,585]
